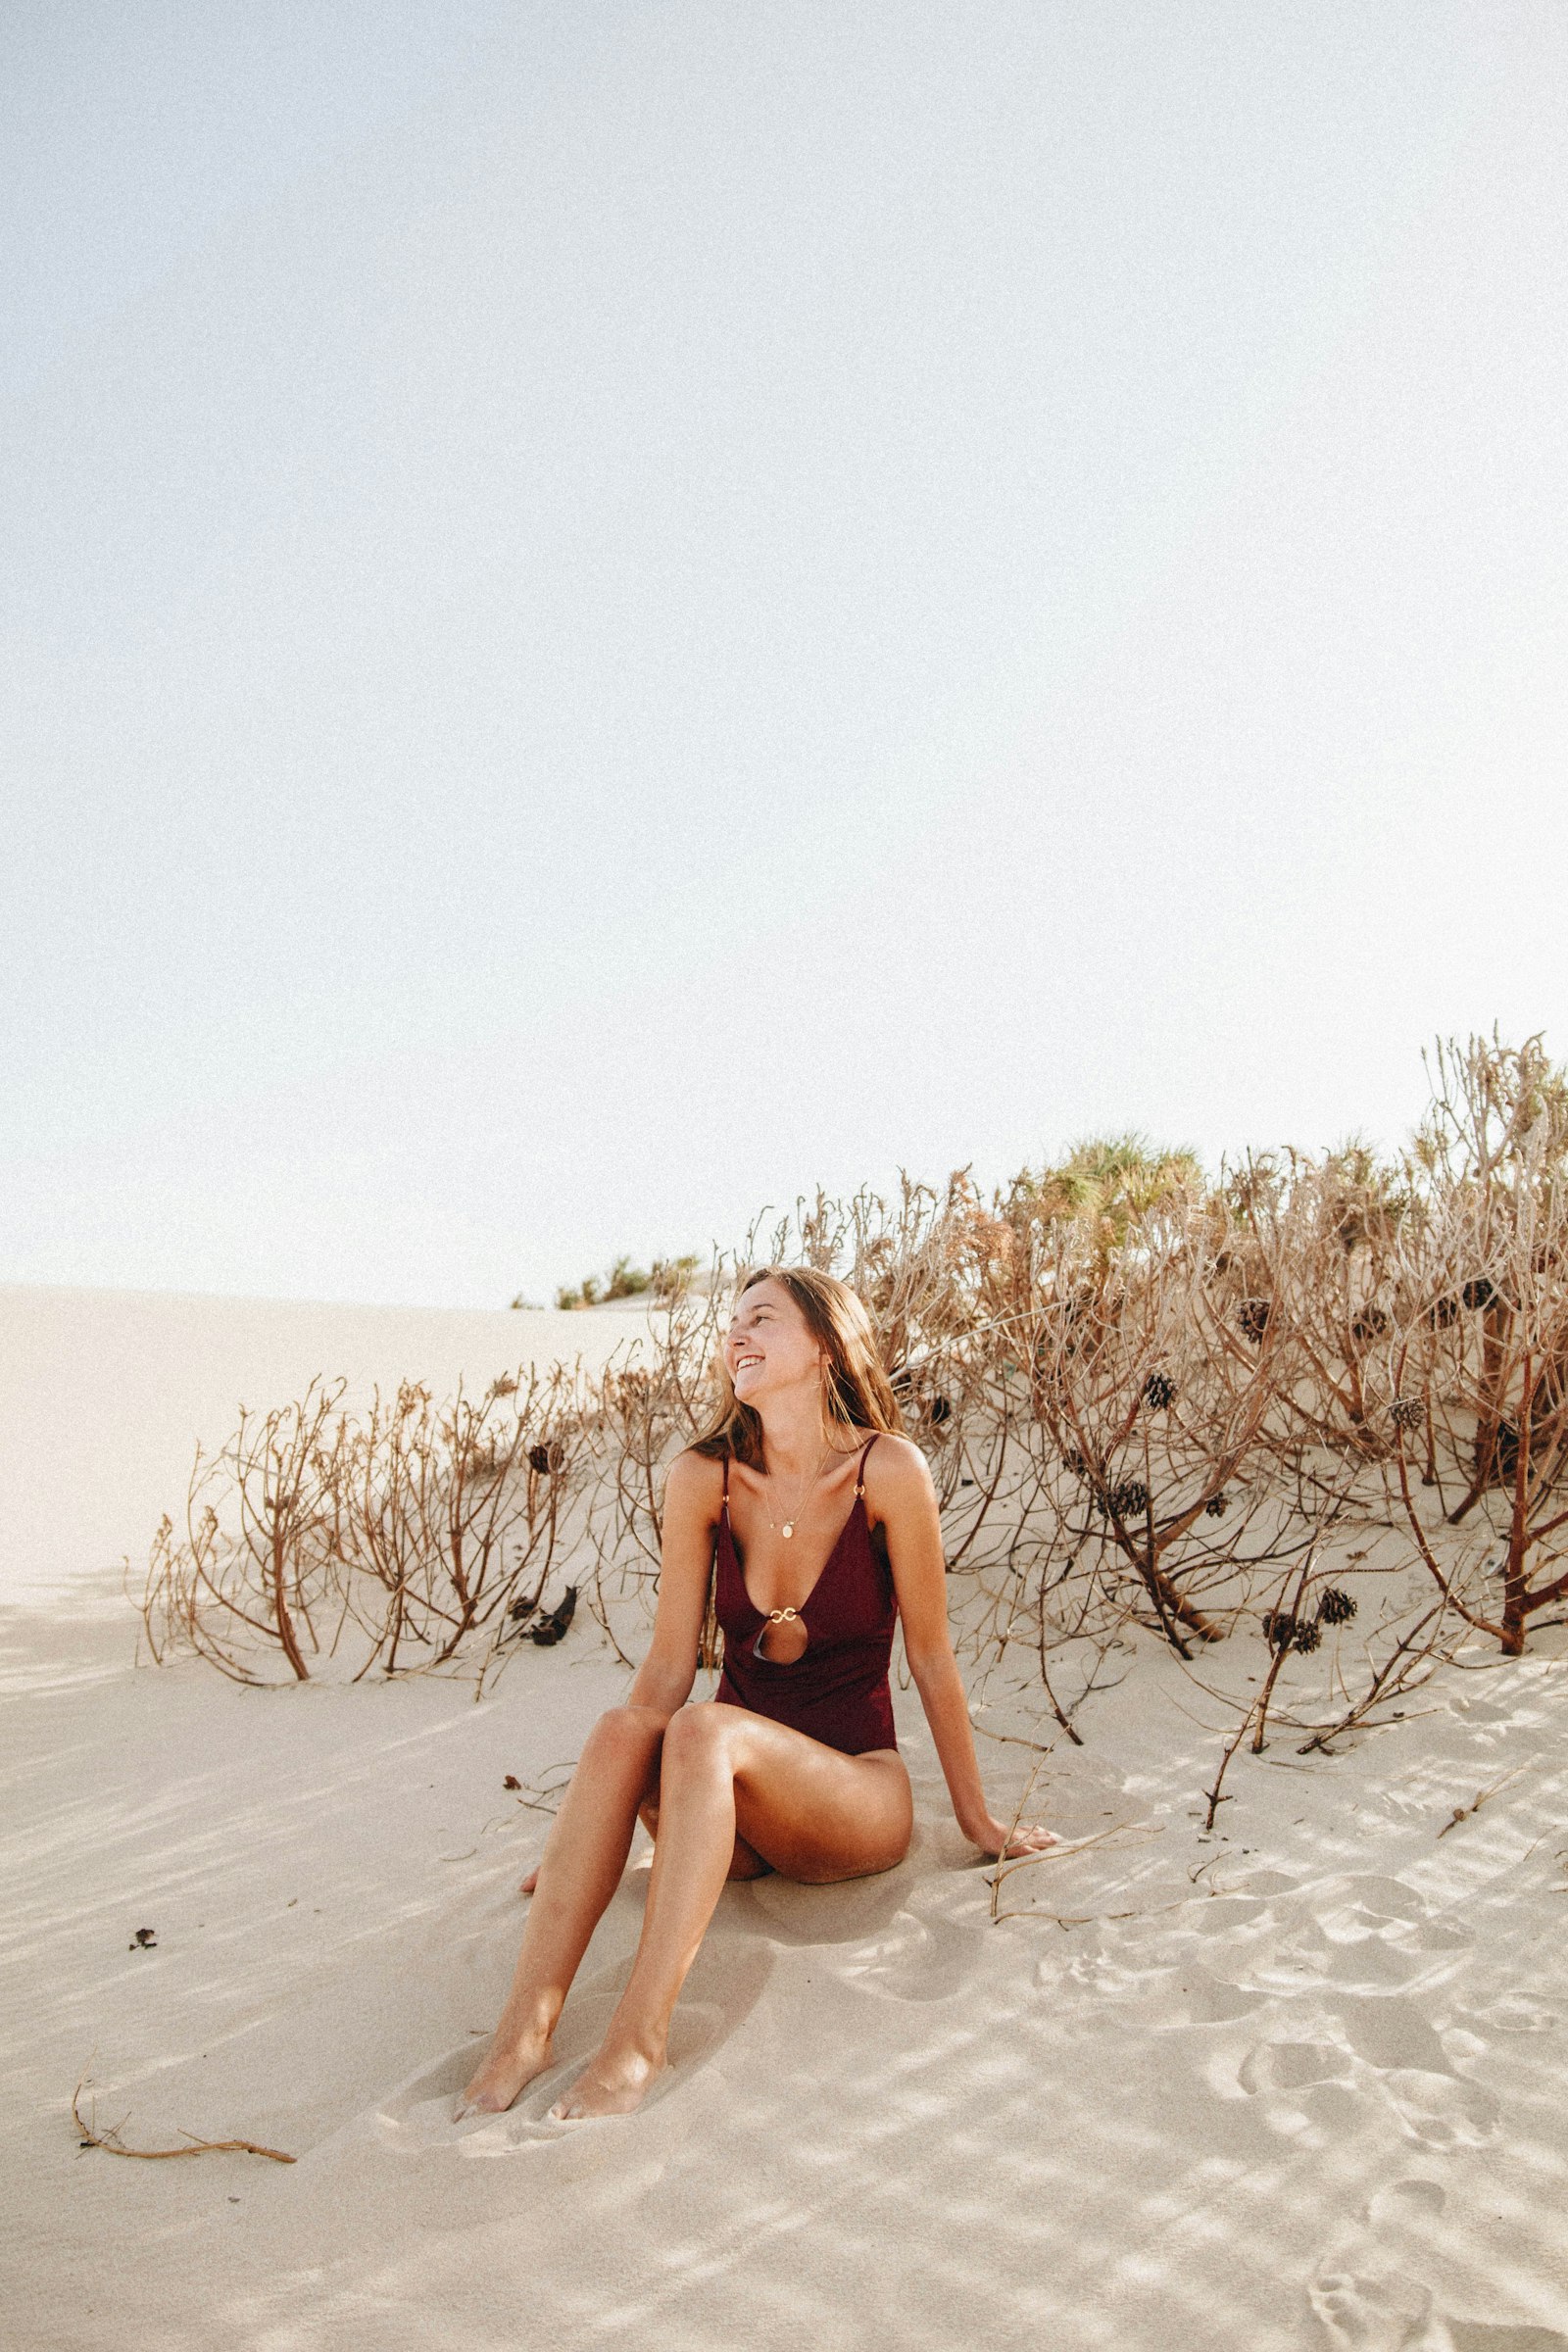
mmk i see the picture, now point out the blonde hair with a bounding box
[690,1265,904,1470]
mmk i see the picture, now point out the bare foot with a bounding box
[454,2027,555,2121]
[548,2041,666,2122]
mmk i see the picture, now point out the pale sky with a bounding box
[4,2,1565,1308]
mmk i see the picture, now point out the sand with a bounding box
[3,1285,1567,2350]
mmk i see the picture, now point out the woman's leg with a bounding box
[638,1794,774,1883]
[458,1702,668,2117]
[516,1793,773,1897]
[550,1703,912,2121]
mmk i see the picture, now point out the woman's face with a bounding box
[723,1279,825,1408]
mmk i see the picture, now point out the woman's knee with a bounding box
[659,1701,736,1772]
[583,1702,667,1766]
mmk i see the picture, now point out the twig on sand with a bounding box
[72,2068,295,2165]
[980,1759,1049,1920]
[511,1763,576,1816]
[987,1821,1162,1921]
[1033,1905,1170,1932]
[1436,1765,1531,1839]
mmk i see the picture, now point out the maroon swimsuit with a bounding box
[713,1437,899,1755]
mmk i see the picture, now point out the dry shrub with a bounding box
[1379,1034,1568,1652]
[143,1368,587,1686]
[140,1036,1568,1752]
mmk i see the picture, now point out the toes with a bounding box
[459,2086,507,2117]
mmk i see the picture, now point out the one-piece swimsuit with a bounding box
[712,1436,898,1755]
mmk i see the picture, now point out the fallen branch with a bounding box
[73,2068,295,2165]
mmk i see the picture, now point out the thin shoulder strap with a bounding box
[855,1435,878,1495]
[720,1451,731,1517]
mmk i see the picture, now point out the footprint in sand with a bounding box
[1237,2017,1496,2150]
[1308,2180,1446,2350]
[1454,1993,1559,2035]
[1307,2184,1568,2352]
[1343,1998,1453,2077]
[1238,2036,1358,2097]
[1145,1965,1260,2028]
[1187,1891,1285,1941]
[1053,1944,1256,2024]
[1268,1877,1469,1998]
[1152,1892,1292,1984]
[1227,2032,1367,2144]
[1378,2066,1499,2151]
[1060,1949,1179,2004]
[841,1905,974,2003]
[1308,2258,1439,2350]
[1316,1882,1476,1956]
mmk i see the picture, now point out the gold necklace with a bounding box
[761,1443,836,1540]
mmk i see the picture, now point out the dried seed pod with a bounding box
[529,1585,578,1645]
[1062,1447,1089,1478]
[1109,1479,1149,1519]
[1427,1295,1460,1331]
[1262,1609,1297,1650]
[528,1440,566,1476]
[1461,1277,1498,1312]
[1204,1491,1231,1518]
[1316,1587,1357,1626]
[1350,1308,1391,1346]
[926,1396,953,1427]
[1238,1298,1271,1344]
[1292,1618,1322,1654]
[1390,1396,1424,1432]
[1142,1372,1176,1410]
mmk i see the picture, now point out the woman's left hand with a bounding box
[970,1815,1059,1860]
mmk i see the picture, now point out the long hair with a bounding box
[691,1265,904,1466]
[686,1266,905,1670]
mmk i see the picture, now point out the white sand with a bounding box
[0,1283,653,1607]
[4,1287,1567,2350]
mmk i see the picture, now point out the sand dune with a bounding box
[0,1284,652,1607]
[3,1289,1567,2350]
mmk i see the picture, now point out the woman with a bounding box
[457,1265,1055,2124]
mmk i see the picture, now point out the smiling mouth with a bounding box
[734,1353,763,1373]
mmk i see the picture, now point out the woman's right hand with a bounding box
[968,1815,1059,1859]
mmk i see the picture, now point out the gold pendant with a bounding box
[781,1522,795,1539]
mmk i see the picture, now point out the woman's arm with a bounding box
[621,1449,719,1718]
[873,1438,1054,1858]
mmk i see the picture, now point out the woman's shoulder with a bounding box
[663,1446,727,1514]
[858,1430,933,1498]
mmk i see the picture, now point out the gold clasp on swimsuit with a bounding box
[765,1607,800,1624]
